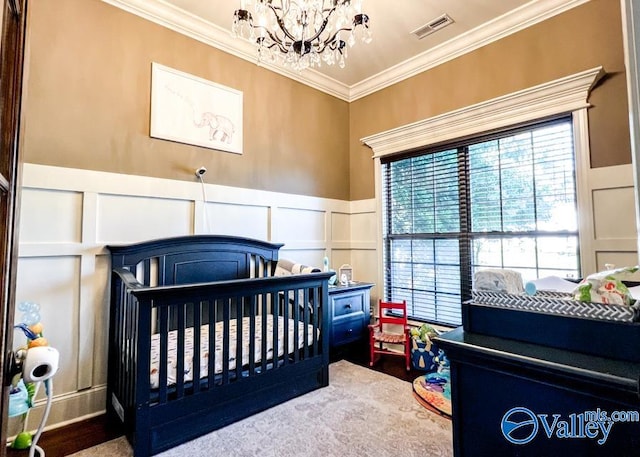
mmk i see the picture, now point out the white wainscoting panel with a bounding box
[589,164,639,271]
[331,212,350,243]
[97,194,194,243]
[20,189,83,243]
[205,202,270,240]
[13,163,374,434]
[275,207,326,243]
[592,187,637,239]
[14,256,80,396]
[330,250,352,270]
[350,211,377,245]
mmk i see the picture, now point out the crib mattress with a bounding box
[150,315,316,388]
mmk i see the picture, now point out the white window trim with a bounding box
[362,66,605,294]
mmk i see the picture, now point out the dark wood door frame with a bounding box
[0,0,27,454]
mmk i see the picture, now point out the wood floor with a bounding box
[6,347,425,457]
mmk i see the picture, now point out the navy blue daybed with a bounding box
[107,235,332,456]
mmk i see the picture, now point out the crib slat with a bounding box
[260,295,268,372]
[192,302,201,394]
[208,300,215,388]
[312,286,319,357]
[222,298,230,385]
[320,280,330,371]
[282,289,289,366]
[248,295,256,375]
[252,254,258,278]
[292,288,300,363]
[158,305,168,404]
[270,292,277,370]
[176,303,185,399]
[157,257,165,286]
[303,288,310,359]
[235,297,243,380]
[143,258,151,286]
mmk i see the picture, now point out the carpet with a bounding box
[70,360,453,457]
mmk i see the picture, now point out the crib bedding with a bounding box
[150,315,316,388]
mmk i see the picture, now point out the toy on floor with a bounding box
[412,352,452,417]
[410,323,442,371]
[8,301,60,457]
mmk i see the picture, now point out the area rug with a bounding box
[70,360,452,457]
[412,371,452,418]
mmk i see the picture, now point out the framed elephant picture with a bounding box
[150,62,243,154]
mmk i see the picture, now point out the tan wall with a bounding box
[349,0,631,200]
[21,0,631,203]
[22,0,351,200]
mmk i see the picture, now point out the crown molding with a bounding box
[102,0,589,102]
[350,0,590,101]
[361,66,605,158]
[100,0,352,100]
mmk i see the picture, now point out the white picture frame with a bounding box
[150,62,243,154]
[338,264,353,285]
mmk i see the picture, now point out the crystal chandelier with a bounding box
[232,1,372,71]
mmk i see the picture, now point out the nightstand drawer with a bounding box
[332,293,365,317]
[328,282,374,350]
[332,315,365,346]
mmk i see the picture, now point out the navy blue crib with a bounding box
[107,235,331,456]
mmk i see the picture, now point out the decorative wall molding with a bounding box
[11,161,636,434]
[101,0,588,102]
[588,163,639,277]
[351,0,590,100]
[361,66,605,158]
[99,0,349,100]
[14,164,378,431]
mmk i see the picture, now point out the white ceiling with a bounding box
[103,0,588,100]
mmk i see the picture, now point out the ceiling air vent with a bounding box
[411,14,454,40]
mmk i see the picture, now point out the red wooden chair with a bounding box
[368,299,411,371]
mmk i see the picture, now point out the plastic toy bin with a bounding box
[411,337,441,371]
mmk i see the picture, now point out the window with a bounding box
[382,117,579,326]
